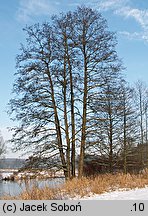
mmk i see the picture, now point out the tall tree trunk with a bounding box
[109,113,113,173]
[123,103,127,174]
[140,93,144,146]
[78,42,88,178]
[65,37,76,178]
[69,63,76,177]
[46,64,68,178]
[108,91,113,173]
[139,92,144,168]
[63,54,71,179]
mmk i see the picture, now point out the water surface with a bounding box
[0,177,64,197]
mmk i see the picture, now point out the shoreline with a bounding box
[0,169,65,181]
[2,172,148,200]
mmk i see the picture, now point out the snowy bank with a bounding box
[79,187,148,200]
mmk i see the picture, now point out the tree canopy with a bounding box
[9,6,148,178]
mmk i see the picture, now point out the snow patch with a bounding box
[78,187,148,200]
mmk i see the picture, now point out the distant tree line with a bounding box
[8,6,148,179]
[0,158,25,169]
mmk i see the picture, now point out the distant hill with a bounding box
[0,158,26,169]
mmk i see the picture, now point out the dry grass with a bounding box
[3,171,148,200]
[2,185,63,200]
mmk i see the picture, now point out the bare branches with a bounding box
[8,6,125,178]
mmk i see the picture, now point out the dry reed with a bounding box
[3,171,148,200]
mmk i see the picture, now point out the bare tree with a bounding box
[133,80,148,166]
[8,6,123,178]
[8,23,69,178]
[51,13,79,177]
[70,7,122,177]
[119,83,137,173]
[89,71,124,172]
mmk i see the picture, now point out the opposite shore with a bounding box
[0,168,64,181]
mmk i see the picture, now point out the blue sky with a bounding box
[0,0,148,157]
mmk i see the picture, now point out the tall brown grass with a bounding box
[3,171,148,200]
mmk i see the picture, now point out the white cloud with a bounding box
[16,0,148,42]
[116,7,148,30]
[95,0,148,42]
[16,0,58,22]
[96,0,129,11]
[120,31,148,42]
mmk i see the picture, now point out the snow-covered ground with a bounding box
[80,187,148,200]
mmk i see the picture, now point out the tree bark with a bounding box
[78,41,88,178]
[46,64,68,178]
[123,101,127,174]
[63,54,71,179]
